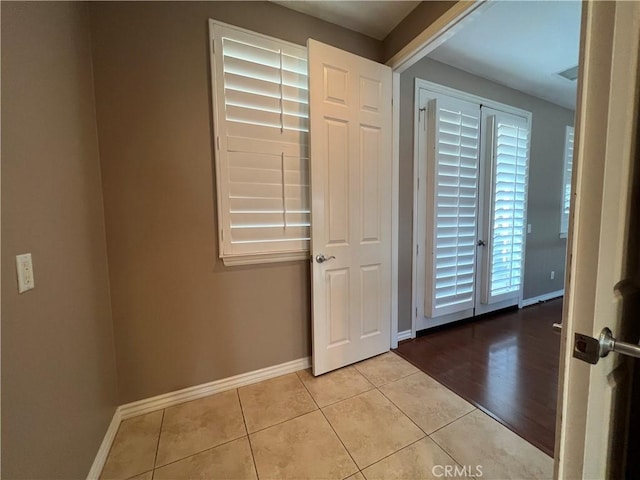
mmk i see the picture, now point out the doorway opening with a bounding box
[389,0,581,459]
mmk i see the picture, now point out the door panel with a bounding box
[309,39,392,375]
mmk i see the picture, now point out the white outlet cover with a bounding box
[16,253,35,293]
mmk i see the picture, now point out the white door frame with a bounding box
[386,0,492,344]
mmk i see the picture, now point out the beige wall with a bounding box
[1,2,118,478]
[88,1,382,403]
[382,1,457,62]
[398,58,575,331]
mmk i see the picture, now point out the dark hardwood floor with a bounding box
[395,298,562,457]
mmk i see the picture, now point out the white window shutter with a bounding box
[482,110,530,304]
[560,126,574,237]
[210,21,310,265]
[424,95,480,317]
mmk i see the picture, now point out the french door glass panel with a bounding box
[424,94,481,318]
[480,108,529,305]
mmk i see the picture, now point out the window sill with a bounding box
[222,251,310,267]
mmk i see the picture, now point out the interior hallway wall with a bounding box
[398,57,575,332]
[1,2,118,477]
[88,1,382,403]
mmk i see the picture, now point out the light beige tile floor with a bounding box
[101,352,553,480]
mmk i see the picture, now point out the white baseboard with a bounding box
[118,356,311,419]
[397,330,413,342]
[87,409,122,480]
[87,356,311,479]
[521,289,564,307]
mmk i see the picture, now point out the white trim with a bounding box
[222,251,309,267]
[391,71,401,349]
[119,356,310,419]
[521,289,565,307]
[415,79,532,121]
[87,410,122,480]
[87,356,310,479]
[397,330,413,342]
[386,0,490,73]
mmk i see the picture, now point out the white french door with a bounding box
[475,107,529,316]
[423,94,481,320]
[308,39,393,375]
[414,82,530,331]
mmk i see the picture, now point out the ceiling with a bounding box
[274,0,581,110]
[428,1,581,110]
[272,1,420,40]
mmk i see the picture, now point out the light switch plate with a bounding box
[16,253,34,293]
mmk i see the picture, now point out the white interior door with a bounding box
[475,107,529,316]
[308,39,392,375]
[556,1,640,478]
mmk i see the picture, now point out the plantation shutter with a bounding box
[424,95,481,317]
[560,126,574,236]
[481,109,530,304]
[210,21,310,265]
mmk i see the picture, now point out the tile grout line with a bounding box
[151,409,165,479]
[151,434,248,473]
[238,372,320,436]
[424,433,470,476]
[236,388,261,480]
[427,407,477,437]
[358,435,428,473]
[296,368,377,409]
[296,370,361,476]
[318,400,361,474]
[375,383,429,437]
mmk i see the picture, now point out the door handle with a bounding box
[573,327,640,364]
[598,327,640,359]
[553,323,563,333]
[315,254,335,264]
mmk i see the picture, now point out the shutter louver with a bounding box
[211,22,310,264]
[425,96,480,317]
[484,113,529,303]
[560,126,574,236]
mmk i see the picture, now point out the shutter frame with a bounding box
[481,109,530,305]
[424,95,481,318]
[560,126,574,237]
[210,20,310,265]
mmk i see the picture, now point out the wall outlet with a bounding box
[550,271,555,280]
[16,253,35,293]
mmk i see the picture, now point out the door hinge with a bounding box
[415,307,418,317]
[211,40,215,53]
[416,244,419,256]
[220,230,224,242]
[216,136,220,150]
[417,177,420,190]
